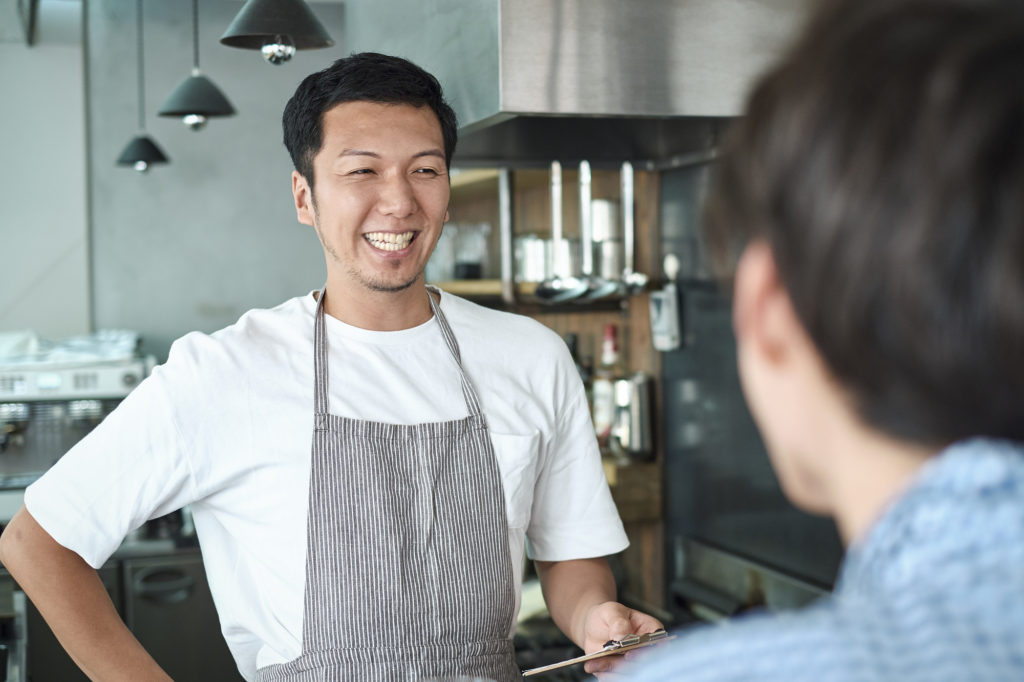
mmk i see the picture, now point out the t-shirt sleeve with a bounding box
[24,346,199,569]
[525,350,629,561]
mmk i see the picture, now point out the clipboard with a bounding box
[521,629,674,677]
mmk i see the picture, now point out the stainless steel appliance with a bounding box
[347,0,812,164]
[0,356,243,681]
[0,355,154,681]
[0,357,153,490]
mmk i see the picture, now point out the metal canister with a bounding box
[591,199,624,281]
[612,372,654,461]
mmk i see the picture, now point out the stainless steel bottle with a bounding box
[611,372,653,461]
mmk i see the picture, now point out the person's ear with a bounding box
[733,241,802,366]
[292,171,315,226]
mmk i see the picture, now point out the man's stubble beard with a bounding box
[311,211,424,294]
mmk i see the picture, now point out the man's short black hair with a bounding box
[282,52,458,186]
[707,0,1024,445]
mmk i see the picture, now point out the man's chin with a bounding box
[362,272,422,294]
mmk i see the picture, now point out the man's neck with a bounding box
[320,276,435,331]
[821,416,936,546]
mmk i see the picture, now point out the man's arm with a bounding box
[0,506,172,682]
[535,557,663,675]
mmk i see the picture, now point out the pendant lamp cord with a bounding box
[192,0,200,70]
[136,0,145,131]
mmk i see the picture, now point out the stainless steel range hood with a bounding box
[345,0,810,165]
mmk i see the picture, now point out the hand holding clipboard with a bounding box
[522,629,674,677]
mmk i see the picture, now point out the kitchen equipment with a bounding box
[425,224,456,282]
[516,235,582,285]
[535,161,588,303]
[619,161,650,294]
[0,575,24,682]
[591,199,624,282]
[0,356,154,490]
[453,222,491,279]
[366,1,807,165]
[578,161,620,302]
[650,253,682,351]
[514,235,548,283]
[611,372,654,462]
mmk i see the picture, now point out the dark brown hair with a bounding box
[706,0,1024,445]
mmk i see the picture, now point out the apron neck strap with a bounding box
[312,286,485,418]
[425,285,485,417]
[313,290,330,416]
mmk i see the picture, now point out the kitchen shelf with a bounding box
[449,168,500,191]
[433,280,538,298]
[432,281,627,316]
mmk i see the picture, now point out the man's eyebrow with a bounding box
[338,149,380,159]
[335,149,445,160]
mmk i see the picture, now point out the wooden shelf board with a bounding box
[433,280,543,298]
[449,168,500,191]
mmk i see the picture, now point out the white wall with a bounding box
[0,2,90,339]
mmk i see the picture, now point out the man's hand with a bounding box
[534,558,664,678]
[581,601,664,676]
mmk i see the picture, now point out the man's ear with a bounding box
[733,241,802,366]
[292,171,315,226]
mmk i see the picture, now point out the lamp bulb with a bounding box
[183,114,208,131]
[133,161,149,173]
[261,35,296,65]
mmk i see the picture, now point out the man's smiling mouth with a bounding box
[364,231,415,252]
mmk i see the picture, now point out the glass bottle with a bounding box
[592,323,625,455]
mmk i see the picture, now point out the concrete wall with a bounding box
[11,0,728,360]
[3,0,490,360]
[87,0,349,360]
[0,1,90,339]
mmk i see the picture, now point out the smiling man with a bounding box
[0,53,659,681]
[291,98,450,329]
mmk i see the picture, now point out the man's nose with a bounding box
[376,174,417,218]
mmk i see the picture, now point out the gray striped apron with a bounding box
[256,287,520,682]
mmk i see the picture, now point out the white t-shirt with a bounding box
[26,290,628,680]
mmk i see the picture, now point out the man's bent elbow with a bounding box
[0,506,51,575]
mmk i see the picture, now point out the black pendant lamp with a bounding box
[159,0,235,130]
[117,0,169,172]
[220,0,334,65]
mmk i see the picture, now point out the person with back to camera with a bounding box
[0,53,660,681]
[625,0,1024,679]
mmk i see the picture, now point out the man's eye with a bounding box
[414,168,440,176]
[348,168,374,175]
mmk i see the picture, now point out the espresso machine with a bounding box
[0,356,154,519]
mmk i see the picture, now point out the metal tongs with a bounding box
[521,629,674,677]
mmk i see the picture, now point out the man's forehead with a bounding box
[320,101,442,137]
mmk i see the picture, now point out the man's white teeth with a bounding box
[364,231,414,251]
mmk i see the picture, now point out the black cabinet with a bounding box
[122,553,241,681]
[22,549,242,681]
